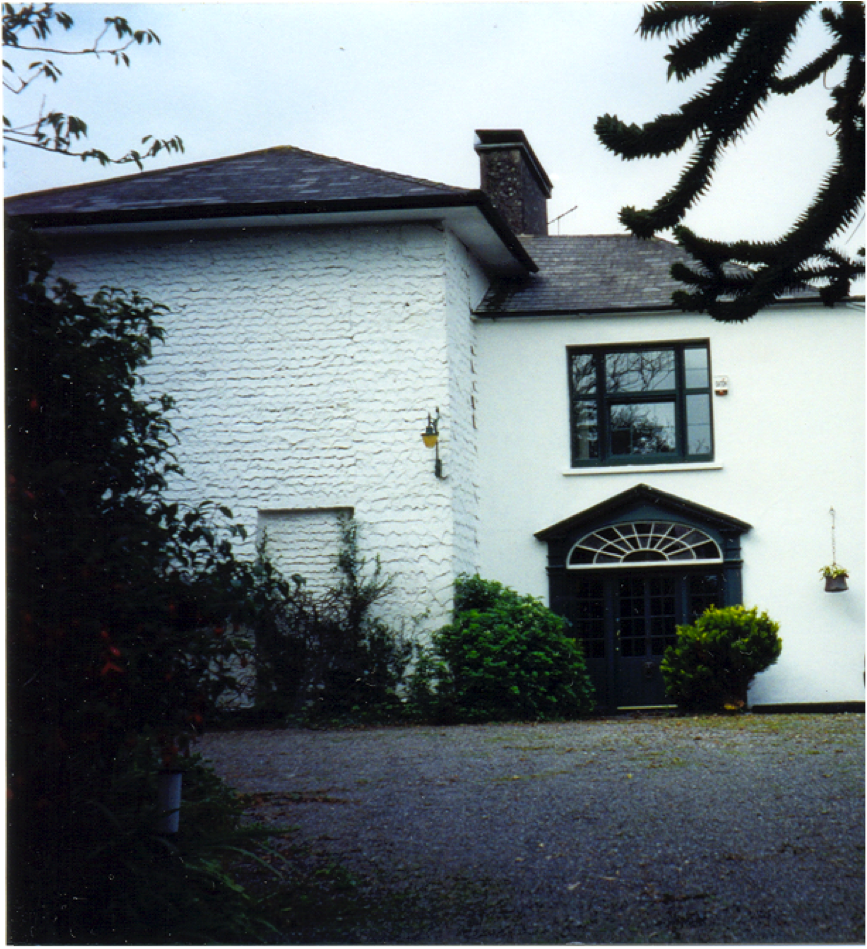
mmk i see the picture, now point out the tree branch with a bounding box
[3,4,181,170]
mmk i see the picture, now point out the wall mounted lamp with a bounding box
[422,408,445,479]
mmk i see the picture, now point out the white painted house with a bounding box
[8,130,864,710]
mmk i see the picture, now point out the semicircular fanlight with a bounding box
[568,521,722,568]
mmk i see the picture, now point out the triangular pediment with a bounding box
[535,484,751,542]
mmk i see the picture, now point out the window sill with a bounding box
[563,462,723,476]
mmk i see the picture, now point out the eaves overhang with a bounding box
[473,304,681,320]
[475,294,863,320]
[8,190,537,277]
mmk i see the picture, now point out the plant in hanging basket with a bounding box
[820,565,849,592]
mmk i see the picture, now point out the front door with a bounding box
[569,571,721,710]
[616,574,677,707]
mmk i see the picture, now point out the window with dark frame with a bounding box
[569,342,713,467]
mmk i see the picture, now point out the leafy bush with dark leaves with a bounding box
[661,605,782,711]
[5,222,280,942]
[409,575,595,723]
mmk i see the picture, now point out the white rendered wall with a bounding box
[46,222,484,636]
[475,303,865,706]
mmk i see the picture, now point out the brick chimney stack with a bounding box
[474,129,553,236]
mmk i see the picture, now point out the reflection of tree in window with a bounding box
[568,343,713,466]
[606,350,674,393]
[610,404,676,455]
[571,353,598,460]
[571,353,596,396]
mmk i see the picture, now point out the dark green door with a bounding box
[568,571,722,710]
[615,574,677,707]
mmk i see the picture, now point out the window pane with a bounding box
[570,352,597,396]
[572,400,599,461]
[573,577,605,659]
[568,344,714,468]
[606,350,675,393]
[684,347,709,389]
[610,402,676,456]
[689,574,720,620]
[686,394,712,455]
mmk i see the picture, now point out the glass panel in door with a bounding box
[616,574,676,706]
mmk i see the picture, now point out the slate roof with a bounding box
[5,145,468,216]
[475,234,836,315]
[6,144,541,275]
[8,147,842,310]
[475,235,715,315]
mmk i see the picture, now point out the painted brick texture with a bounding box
[257,508,354,596]
[47,222,483,635]
[445,232,487,579]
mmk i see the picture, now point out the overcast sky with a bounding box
[4,1,863,251]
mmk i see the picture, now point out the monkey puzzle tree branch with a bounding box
[595,1,865,321]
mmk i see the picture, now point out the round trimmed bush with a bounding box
[412,575,595,723]
[661,605,782,711]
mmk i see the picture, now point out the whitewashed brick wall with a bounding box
[257,507,354,595]
[444,232,488,578]
[47,221,485,637]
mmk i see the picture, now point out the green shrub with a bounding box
[409,575,595,723]
[250,518,412,724]
[660,605,782,711]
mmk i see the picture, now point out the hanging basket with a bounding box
[824,510,848,592]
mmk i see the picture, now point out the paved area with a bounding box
[201,713,865,944]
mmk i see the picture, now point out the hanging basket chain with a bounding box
[830,507,837,568]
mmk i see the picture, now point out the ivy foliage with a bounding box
[249,518,412,724]
[3,3,184,167]
[595,2,864,321]
[660,605,783,711]
[409,575,595,723]
[5,222,282,942]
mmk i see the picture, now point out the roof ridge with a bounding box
[6,146,285,201]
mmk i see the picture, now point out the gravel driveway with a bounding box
[200,713,864,944]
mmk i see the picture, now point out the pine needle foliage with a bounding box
[595,2,864,321]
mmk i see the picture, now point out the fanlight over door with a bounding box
[568,522,722,568]
[536,485,751,711]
